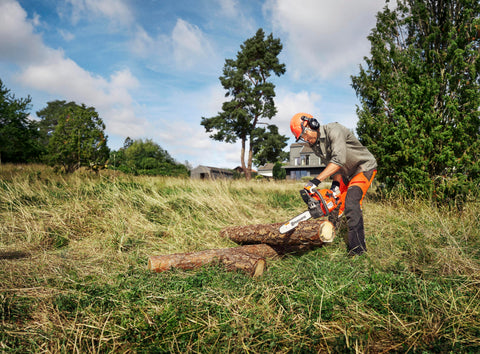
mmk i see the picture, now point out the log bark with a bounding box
[148,244,278,277]
[220,219,335,253]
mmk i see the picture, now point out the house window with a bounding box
[295,157,300,166]
[300,155,309,166]
[294,170,308,180]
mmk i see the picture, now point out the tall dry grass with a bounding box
[1,164,479,353]
[0,164,302,281]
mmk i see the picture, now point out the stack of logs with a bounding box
[147,219,334,277]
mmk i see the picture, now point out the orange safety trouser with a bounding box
[335,169,377,255]
[337,169,377,215]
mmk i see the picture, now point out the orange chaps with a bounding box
[336,169,377,255]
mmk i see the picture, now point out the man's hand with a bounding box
[304,178,320,192]
[330,180,341,196]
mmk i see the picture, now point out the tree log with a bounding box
[220,219,335,253]
[148,244,279,277]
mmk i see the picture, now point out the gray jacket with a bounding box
[310,123,377,180]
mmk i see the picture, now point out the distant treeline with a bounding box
[0,79,188,177]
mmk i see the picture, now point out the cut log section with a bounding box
[148,244,279,277]
[220,219,335,253]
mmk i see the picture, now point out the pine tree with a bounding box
[201,28,286,180]
[351,0,480,202]
[252,125,289,166]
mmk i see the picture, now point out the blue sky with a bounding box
[0,0,387,168]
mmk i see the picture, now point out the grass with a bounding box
[1,164,479,353]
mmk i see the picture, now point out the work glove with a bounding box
[304,178,320,192]
[330,181,341,197]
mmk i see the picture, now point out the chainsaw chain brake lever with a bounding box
[300,189,311,204]
[299,189,323,218]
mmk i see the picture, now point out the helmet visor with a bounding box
[295,123,308,142]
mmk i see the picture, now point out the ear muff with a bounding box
[301,116,320,130]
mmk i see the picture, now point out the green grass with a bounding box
[1,164,479,352]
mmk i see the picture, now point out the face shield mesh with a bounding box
[295,123,308,142]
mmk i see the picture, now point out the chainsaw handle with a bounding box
[313,190,331,216]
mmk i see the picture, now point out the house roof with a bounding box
[191,165,233,174]
[299,144,314,154]
[257,163,275,171]
[290,142,314,152]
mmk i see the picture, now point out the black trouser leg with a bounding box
[344,186,366,256]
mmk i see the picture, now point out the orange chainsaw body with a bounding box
[279,187,343,234]
[301,187,339,218]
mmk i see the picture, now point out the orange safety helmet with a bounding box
[290,112,317,142]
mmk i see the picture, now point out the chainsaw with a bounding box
[279,186,342,234]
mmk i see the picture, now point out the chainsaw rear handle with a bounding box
[299,189,331,218]
[313,189,332,216]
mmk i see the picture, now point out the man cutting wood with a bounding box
[290,112,378,256]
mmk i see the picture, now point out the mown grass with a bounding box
[1,164,479,353]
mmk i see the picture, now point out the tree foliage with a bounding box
[351,0,480,202]
[272,161,286,180]
[110,138,189,177]
[0,79,41,163]
[39,101,110,173]
[36,100,78,148]
[201,28,287,180]
[252,125,289,166]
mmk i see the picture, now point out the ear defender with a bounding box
[301,116,320,130]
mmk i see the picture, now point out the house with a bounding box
[282,143,325,180]
[257,163,274,178]
[190,165,234,179]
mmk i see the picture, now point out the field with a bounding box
[1,164,479,353]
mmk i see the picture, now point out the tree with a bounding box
[111,138,189,177]
[252,125,289,166]
[41,101,110,173]
[0,79,41,163]
[272,161,286,180]
[351,0,480,201]
[36,100,78,148]
[201,28,286,180]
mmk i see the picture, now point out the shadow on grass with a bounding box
[0,251,31,260]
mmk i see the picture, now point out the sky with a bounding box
[0,0,388,169]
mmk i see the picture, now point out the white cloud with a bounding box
[59,29,75,41]
[135,82,243,168]
[130,18,217,72]
[153,113,241,168]
[172,19,215,70]
[130,25,155,58]
[0,0,48,63]
[62,0,133,26]
[264,0,385,80]
[215,0,238,18]
[211,0,255,35]
[31,12,41,26]
[17,54,144,136]
[0,0,145,139]
[274,89,322,137]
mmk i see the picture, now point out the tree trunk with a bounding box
[241,137,250,181]
[220,219,334,254]
[247,134,253,181]
[148,244,279,277]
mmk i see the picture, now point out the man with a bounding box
[290,112,377,256]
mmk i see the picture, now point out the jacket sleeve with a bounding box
[327,124,347,167]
